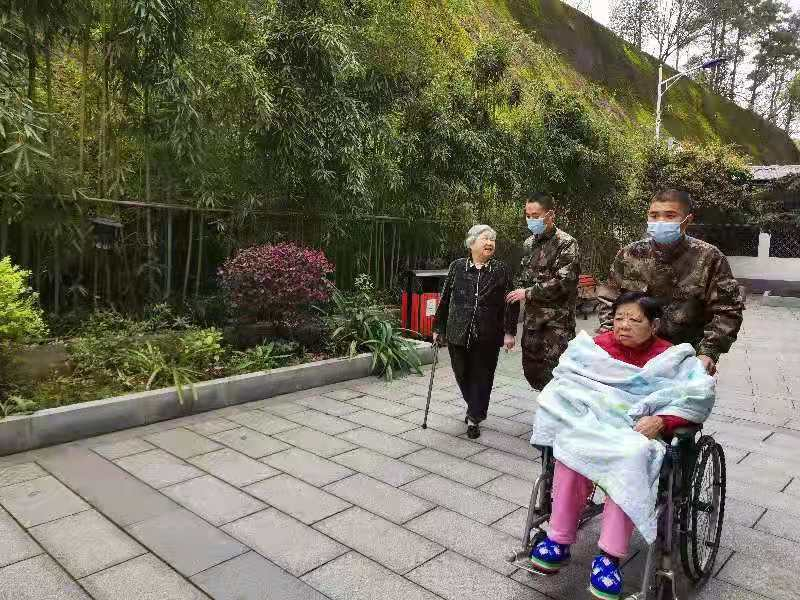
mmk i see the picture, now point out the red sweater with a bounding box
[593,331,691,434]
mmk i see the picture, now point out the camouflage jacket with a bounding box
[515,227,580,331]
[433,258,519,347]
[597,236,744,362]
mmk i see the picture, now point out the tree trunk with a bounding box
[93,249,99,308]
[182,212,194,302]
[79,31,89,175]
[53,234,61,315]
[20,223,30,268]
[0,218,7,257]
[165,210,173,300]
[194,215,204,297]
[729,28,743,99]
[45,40,55,158]
[146,209,156,298]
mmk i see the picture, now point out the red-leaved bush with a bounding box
[218,242,334,321]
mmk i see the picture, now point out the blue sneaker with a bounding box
[589,554,623,600]
[529,537,571,573]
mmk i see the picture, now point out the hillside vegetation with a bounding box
[487,0,799,163]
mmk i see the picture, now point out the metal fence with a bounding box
[687,224,760,257]
[2,195,646,313]
[768,226,800,258]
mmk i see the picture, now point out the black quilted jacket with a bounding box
[433,258,519,348]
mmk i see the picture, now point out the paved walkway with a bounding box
[0,301,798,600]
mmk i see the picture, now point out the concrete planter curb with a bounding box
[0,342,435,456]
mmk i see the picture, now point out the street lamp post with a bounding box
[655,57,727,140]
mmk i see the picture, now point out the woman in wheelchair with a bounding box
[528,292,715,600]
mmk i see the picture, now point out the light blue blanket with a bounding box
[530,332,715,542]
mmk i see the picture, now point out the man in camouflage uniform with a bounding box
[506,193,580,390]
[598,189,744,374]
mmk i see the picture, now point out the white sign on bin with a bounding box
[425,298,437,317]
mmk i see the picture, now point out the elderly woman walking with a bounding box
[432,225,519,439]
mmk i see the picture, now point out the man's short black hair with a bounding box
[525,193,555,211]
[651,189,693,215]
[612,291,663,323]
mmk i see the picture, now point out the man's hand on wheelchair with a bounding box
[634,416,664,439]
[698,354,717,375]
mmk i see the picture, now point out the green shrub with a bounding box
[0,257,48,342]
[227,342,294,375]
[322,286,421,381]
[117,328,224,405]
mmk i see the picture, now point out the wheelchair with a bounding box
[508,426,727,599]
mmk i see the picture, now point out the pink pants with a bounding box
[549,461,635,558]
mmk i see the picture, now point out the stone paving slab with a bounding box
[479,474,534,507]
[275,427,358,458]
[79,553,209,600]
[402,474,517,525]
[324,473,433,524]
[343,409,419,435]
[162,475,265,526]
[347,394,417,416]
[323,389,365,401]
[718,551,798,600]
[0,554,91,600]
[0,476,90,527]
[406,507,518,576]
[36,446,180,527]
[127,508,247,577]
[262,447,354,486]
[302,551,441,600]
[314,506,443,574]
[91,438,155,461]
[115,449,204,489]
[294,395,362,416]
[30,509,145,578]
[0,461,48,486]
[462,428,539,460]
[399,410,469,436]
[191,551,328,600]
[400,427,484,458]
[283,409,361,435]
[402,448,501,487]
[144,428,222,459]
[468,448,541,482]
[245,473,351,524]
[185,417,240,436]
[331,448,426,487]
[394,394,467,417]
[407,550,547,600]
[754,509,800,543]
[725,497,766,528]
[210,427,290,459]
[0,505,42,568]
[188,448,279,487]
[338,426,423,458]
[222,508,347,576]
[227,410,301,436]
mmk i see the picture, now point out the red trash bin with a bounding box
[401,269,449,339]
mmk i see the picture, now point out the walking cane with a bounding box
[422,342,439,429]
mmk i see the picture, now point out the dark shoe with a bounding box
[467,424,480,439]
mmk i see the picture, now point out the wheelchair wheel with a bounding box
[679,436,726,582]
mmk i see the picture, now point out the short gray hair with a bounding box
[465,224,497,249]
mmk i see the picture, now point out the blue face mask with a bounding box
[527,218,545,235]
[647,219,686,245]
